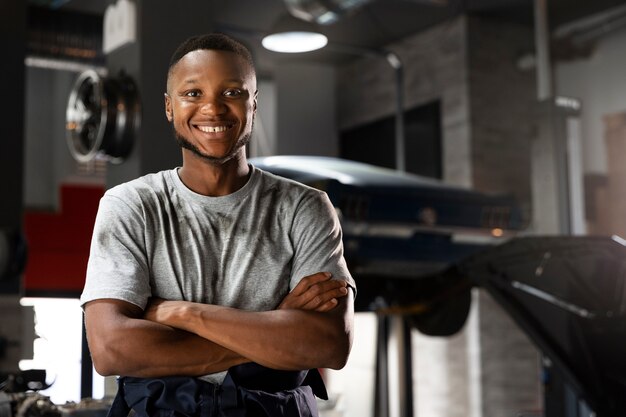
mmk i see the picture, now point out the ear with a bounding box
[252,90,258,115]
[164,93,173,122]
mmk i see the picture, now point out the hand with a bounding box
[279,272,349,312]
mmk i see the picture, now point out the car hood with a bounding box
[459,236,626,417]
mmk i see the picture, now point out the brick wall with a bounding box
[466,16,536,213]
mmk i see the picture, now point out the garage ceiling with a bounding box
[31,0,626,69]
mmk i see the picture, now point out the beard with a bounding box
[172,119,254,165]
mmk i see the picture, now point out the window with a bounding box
[340,101,442,179]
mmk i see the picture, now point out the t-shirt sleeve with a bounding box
[80,193,151,309]
[289,190,356,293]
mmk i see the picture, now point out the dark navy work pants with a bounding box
[106,363,328,417]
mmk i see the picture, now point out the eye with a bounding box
[184,90,201,97]
[223,88,243,97]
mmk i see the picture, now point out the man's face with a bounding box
[165,49,257,165]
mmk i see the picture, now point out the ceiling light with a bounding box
[262,14,328,53]
[262,31,328,53]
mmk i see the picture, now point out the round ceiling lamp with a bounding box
[261,14,328,53]
[262,31,328,53]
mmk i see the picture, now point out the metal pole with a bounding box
[374,315,390,417]
[534,0,572,235]
[387,52,406,172]
[389,315,414,417]
[534,0,553,101]
[402,318,414,417]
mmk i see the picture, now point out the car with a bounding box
[251,155,525,334]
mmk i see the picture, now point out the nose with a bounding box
[200,96,227,116]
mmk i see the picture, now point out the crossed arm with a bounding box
[84,272,354,378]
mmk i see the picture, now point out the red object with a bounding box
[23,184,104,296]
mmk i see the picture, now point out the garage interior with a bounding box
[2,0,626,416]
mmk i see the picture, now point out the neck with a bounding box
[178,151,250,197]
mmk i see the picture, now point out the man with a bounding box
[80,33,355,417]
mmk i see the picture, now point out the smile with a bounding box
[195,125,233,133]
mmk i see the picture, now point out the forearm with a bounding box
[84,301,248,377]
[149,295,354,371]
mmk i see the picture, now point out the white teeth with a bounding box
[197,125,229,133]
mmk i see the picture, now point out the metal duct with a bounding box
[283,0,372,24]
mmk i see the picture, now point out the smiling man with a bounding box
[80,34,355,417]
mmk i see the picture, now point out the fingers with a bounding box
[297,278,347,306]
[279,272,349,312]
[314,298,338,313]
[289,272,333,296]
[301,285,348,310]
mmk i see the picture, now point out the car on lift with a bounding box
[251,155,526,334]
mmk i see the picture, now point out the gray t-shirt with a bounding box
[81,164,354,381]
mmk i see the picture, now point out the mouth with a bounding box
[194,123,235,134]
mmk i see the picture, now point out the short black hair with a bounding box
[168,33,255,77]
